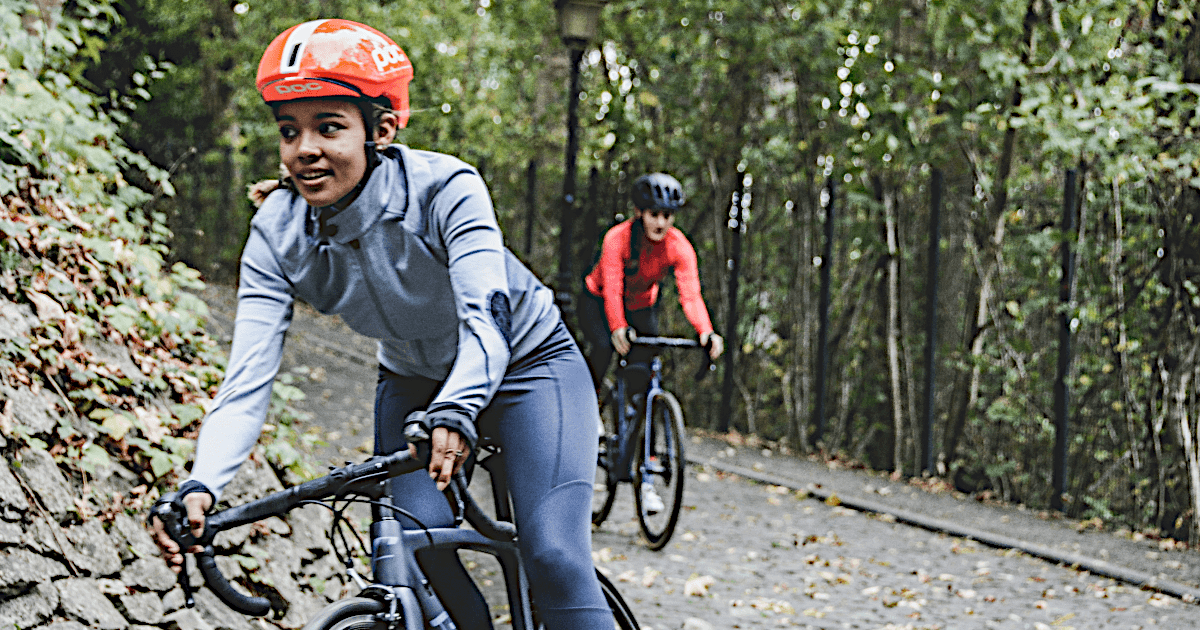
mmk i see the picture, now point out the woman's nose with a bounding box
[296,130,321,162]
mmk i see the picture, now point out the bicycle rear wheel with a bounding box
[597,568,640,630]
[591,383,619,526]
[632,391,686,551]
[528,568,640,630]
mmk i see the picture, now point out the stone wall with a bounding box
[0,298,345,630]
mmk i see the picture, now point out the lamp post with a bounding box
[554,0,608,318]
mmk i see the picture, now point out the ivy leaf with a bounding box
[148,450,173,478]
[80,443,111,475]
[99,413,134,441]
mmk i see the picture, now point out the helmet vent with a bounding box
[279,19,326,74]
[286,44,302,68]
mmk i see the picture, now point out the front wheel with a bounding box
[632,391,686,551]
[302,597,387,630]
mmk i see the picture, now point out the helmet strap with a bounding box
[364,140,380,172]
[322,140,380,212]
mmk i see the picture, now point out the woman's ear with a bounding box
[375,111,399,146]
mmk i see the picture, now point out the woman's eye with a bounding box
[319,122,344,135]
[278,126,297,139]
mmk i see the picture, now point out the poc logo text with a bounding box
[372,44,406,72]
[275,82,324,94]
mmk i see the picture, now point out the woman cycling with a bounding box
[149,19,611,630]
[580,175,725,509]
[581,173,724,387]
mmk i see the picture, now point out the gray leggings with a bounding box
[374,322,611,630]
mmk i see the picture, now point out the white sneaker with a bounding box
[641,483,664,515]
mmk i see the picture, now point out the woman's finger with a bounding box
[428,426,449,479]
[434,451,456,491]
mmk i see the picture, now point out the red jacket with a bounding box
[584,219,714,336]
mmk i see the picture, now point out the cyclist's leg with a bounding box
[623,305,659,395]
[576,286,613,390]
[478,323,612,630]
[374,367,493,630]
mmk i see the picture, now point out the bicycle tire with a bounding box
[591,383,619,526]
[632,390,686,551]
[597,568,640,630]
[302,597,387,630]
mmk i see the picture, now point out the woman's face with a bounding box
[639,209,675,242]
[276,99,395,208]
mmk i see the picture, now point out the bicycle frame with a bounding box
[156,443,543,629]
[362,446,540,630]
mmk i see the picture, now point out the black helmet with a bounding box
[630,173,685,212]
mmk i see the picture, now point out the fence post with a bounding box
[717,173,749,433]
[811,177,835,446]
[1053,168,1077,512]
[921,169,943,475]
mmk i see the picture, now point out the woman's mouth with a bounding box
[297,170,332,186]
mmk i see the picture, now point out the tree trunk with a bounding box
[881,183,906,473]
[1174,367,1200,546]
[1109,180,1142,472]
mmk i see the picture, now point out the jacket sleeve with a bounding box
[598,224,630,332]
[185,226,295,501]
[423,169,512,447]
[670,232,715,337]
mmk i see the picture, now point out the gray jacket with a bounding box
[187,145,558,498]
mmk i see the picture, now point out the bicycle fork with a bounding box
[638,358,669,490]
[369,499,457,630]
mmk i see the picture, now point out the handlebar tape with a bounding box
[453,474,516,542]
[194,450,429,616]
[625,335,715,381]
[196,547,272,616]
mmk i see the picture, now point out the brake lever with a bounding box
[150,495,198,608]
[695,337,716,381]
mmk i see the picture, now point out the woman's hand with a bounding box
[700,332,724,361]
[150,491,212,573]
[425,426,469,491]
[612,327,634,356]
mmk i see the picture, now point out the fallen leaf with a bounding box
[641,567,661,588]
[134,407,168,444]
[684,574,715,596]
[26,290,65,321]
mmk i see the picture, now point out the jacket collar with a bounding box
[308,149,400,245]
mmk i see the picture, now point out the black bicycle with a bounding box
[153,420,639,629]
[591,335,712,551]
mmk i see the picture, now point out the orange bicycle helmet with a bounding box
[256,19,414,128]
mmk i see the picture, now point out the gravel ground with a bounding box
[592,459,1192,629]
[197,284,1198,629]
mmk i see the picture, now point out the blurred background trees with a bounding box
[11,0,1200,540]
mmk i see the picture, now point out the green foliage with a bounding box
[0,1,312,516]
[62,0,1200,535]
